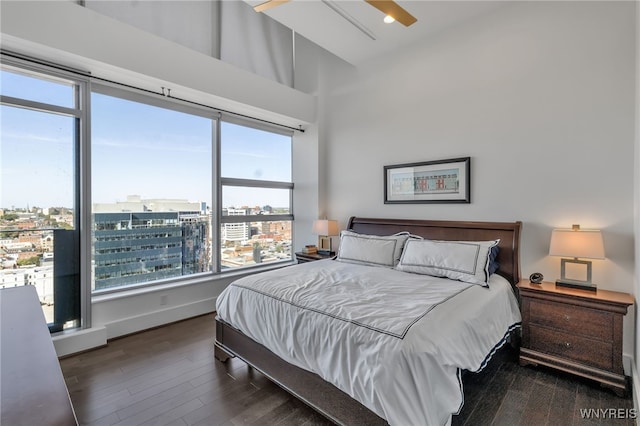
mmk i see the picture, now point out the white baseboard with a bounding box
[624,353,633,376]
[631,357,639,413]
[104,297,216,339]
[53,326,108,357]
[53,297,216,357]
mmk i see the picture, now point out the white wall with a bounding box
[323,2,637,359]
[293,34,355,247]
[0,1,315,127]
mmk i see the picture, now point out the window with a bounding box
[91,88,294,290]
[0,62,86,332]
[3,55,296,310]
[91,88,213,291]
[219,121,293,270]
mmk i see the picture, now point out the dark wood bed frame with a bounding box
[214,217,522,425]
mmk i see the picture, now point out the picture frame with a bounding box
[384,157,470,204]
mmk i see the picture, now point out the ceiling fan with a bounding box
[253,0,417,27]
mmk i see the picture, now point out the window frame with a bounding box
[217,117,294,272]
[90,83,217,294]
[90,83,295,293]
[0,55,91,331]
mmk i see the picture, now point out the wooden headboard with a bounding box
[347,217,522,286]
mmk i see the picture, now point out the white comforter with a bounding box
[216,259,521,426]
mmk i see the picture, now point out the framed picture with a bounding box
[384,157,470,204]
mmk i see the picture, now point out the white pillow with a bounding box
[396,239,500,286]
[337,230,410,268]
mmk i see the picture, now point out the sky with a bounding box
[1,69,292,211]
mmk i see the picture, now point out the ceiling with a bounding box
[244,0,503,66]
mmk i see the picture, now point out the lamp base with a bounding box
[555,279,597,292]
[318,236,333,256]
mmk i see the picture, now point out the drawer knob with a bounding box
[564,314,571,321]
[563,341,572,349]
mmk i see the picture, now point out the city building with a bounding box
[93,197,210,290]
[221,208,250,243]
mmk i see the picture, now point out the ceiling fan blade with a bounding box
[364,0,417,27]
[254,0,291,13]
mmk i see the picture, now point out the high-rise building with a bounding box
[92,197,210,290]
[221,208,250,243]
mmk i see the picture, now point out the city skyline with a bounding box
[0,198,291,212]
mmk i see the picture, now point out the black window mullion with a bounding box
[220,214,293,224]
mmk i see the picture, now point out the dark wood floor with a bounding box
[60,314,635,426]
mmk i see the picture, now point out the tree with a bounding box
[17,255,41,267]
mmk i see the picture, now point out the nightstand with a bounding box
[294,251,334,263]
[517,280,633,396]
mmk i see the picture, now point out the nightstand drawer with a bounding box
[529,299,612,341]
[529,325,613,371]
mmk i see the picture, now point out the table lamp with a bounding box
[312,219,339,255]
[548,224,605,291]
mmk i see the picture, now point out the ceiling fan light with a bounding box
[365,0,417,26]
[383,15,395,24]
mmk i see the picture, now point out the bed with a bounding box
[214,217,522,426]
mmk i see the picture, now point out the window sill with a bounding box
[91,260,296,304]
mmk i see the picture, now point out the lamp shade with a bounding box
[312,219,339,236]
[549,227,605,259]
